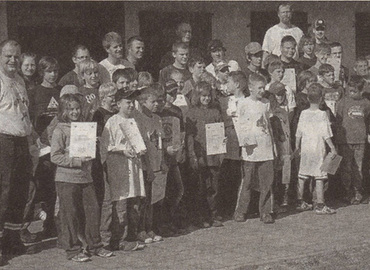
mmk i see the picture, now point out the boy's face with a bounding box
[156,95,166,112]
[313,28,325,40]
[322,71,334,85]
[172,48,189,66]
[117,98,135,116]
[82,68,99,88]
[21,57,36,77]
[249,81,266,100]
[170,73,184,91]
[217,67,229,83]
[355,61,368,77]
[106,41,123,59]
[348,86,362,100]
[331,46,342,60]
[249,52,262,67]
[270,68,284,82]
[211,49,225,63]
[190,62,205,78]
[128,40,144,60]
[116,77,138,91]
[142,95,159,113]
[44,68,59,85]
[315,51,330,65]
[281,41,296,59]
[303,42,314,55]
[275,93,286,105]
[226,76,238,94]
[200,92,211,106]
[73,49,90,65]
[102,93,116,111]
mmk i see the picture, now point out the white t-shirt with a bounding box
[206,60,240,77]
[99,58,127,81]
[262,24,303,60]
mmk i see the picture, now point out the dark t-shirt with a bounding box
[297,56,316,68]
[92,107,116,137]
[58,70,83,88]
[79,86,100,122]
[159,64,192,86]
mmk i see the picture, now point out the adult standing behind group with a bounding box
[262,3,303,63]
[122,36,145,72]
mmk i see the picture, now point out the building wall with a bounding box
[0,2,7,42]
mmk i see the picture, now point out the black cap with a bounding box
[208,39,226,52]
[115,89,140,101]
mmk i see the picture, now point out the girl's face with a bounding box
[117,98,135,116]
[303,42,314,56]
[83,68,99,88]
[21,57,36,77]
[43,68,59,85]
[199,92,211,106]
[67,101,81,122]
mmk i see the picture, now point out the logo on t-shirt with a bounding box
[47,97,59,109]
[348,105,364,119]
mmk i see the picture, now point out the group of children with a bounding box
[17,29,370,263]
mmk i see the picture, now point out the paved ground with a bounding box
[2,200,370,269]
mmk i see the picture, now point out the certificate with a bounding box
[69,122,97,158]
[119,119,147,154]
[281,68,296,92]
[206,122,227,155]
[161,116,181,147]
[327,57,341,82]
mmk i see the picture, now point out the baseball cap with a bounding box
[269,82,286,96]
[164,79,179,95]
[208,39,226,52]
[60,85,80,97]
[245,42,263,55]
[215,61,230,73]
[314,19,326,31]
[115,89,140,101]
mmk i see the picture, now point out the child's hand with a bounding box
[330,148,337,155]
[137,149,147,156]
[166,145,179,156]
[81,157,94,162]
[146,170,155,183]
[123,149,136,159]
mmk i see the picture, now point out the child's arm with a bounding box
[185,117,198,170]
[325,137,337,155]
[295,135,301,153]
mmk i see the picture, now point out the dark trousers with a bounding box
[138,179,153,233]
[0,134,31,244]
[56,182,103,259]
[235,160,274,216]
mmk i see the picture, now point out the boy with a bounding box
[279,36,307,75]
[308,43,331,77]
[330,42,349,86]
[244,42,268,81]
[214,61,230,96]
[182,56,206,100]
[99,32,126,80]
[234,73,275,224]
[336,76,370,204]
[112,68,138,92]
[318,63,344,116]
[159,42,192,86]
[78,59,101,121]
[296,83,336,214]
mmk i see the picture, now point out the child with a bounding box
[19,52,38,93]
[28,56,60,135]
[50,94,113,262]
[244,42,268,81]
[112,68,138,92]
[100,89,146,251]
[330,42,349,87]
[182,56,206,100]
[234,73,275,224]
[186,82,223,228]
[214,61,230,96]
[318,63,344,117]
[308,43,331,77]
[336,76,370,204]
[137,71,153,89]
[279,35,307,74]
[159,42,192,86]
[295,83,337,214]
[78,58,101,121]
[297,35,316,68]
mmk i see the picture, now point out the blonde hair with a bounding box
[99,82,117,100]
[77,59,99,77]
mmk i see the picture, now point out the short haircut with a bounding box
[99,82,117,100]
[248,73,267,87]
[102,32,122,50]
[38,56,59,77]
[277,2,292,12]
[112,68,138,84]
[307,83,323,104]
[263,54,280,70]
[136,85,161,105]
[330,42,342,49]
[188,55,205,69]
[229,71,248,92]
[318,63,334,76]
[77,58,99,77]
[347,75,365,92]
[72,45,89,57]
[298,35,315,55]
[127,36,144,48]
[268,60,284,74]
[137,71,153,89]
[58,94,82,122]
[355,56,368,66]
[19,52,37,67]
[200,71,217,87]
[191,81,214,107]
[297,70,317,92]
[314,43,331,55]
[0,40,20,53]
[281,35,297,47]
[172,42,189,53]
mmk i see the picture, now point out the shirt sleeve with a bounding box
[323,112,333,140]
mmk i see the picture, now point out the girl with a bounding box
[186,82,224,228]
[51,94,113,262]
[297,35,316,68]
[19,52,38,93]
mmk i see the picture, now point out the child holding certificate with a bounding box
[100,89,146,251]
[186,82,224,228]
[51,94,113,262]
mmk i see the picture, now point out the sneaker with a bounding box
[119,241,145,251]
[94,248,113,258]
[212,219,224,227]
[20,229,38,244]
[137,231,153,244]
[260,214,275,224]
[233,212,246,222]
[147,231,163,242]
[202,222,211,228]
[315,205,336,215]
[71,252,90,262]
[296,201,313,211]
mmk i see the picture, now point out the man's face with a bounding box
[331,46,343,60]
[73,49,90,65]
[249,81,266,100]
[0,43,21,76]
[281,41,296,59]
[355,61,368,77]
[128,40,144,60]
[315,51,330,65]
[211,49,225,63]
[106,41,123,59]
[177,23,192,43]
[278,5,292,24]
[313,28,325,40]
[322,71,335,86]
[173,48,189,66]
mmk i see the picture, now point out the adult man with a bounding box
[122,36,145,71]
[313,19,330,45]
[262,3,303,62]
[0,40,33,263]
